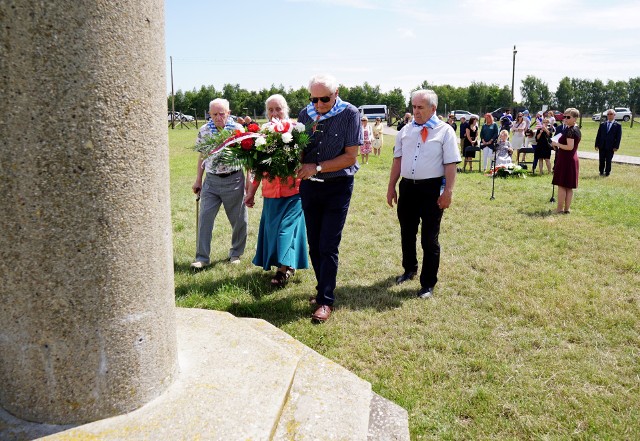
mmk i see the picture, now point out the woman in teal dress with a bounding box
[244,94,308,286]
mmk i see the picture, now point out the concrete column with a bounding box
[0,0,177,424]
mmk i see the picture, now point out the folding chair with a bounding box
[463,146,482,173]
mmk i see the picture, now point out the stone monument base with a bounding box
[1,308,409,441]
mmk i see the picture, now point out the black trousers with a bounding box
[300,177,354,306]
[397,177,444,289]
[598,148,614,175]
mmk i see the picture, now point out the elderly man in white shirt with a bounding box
[386,89,461,299]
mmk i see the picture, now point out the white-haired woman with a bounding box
[244,94,308,286]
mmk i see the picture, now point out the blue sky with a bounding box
[165,0,640,101]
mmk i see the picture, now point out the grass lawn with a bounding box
[569,119,640,157]
[169,125,639,440]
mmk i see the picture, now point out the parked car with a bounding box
[549,110,564,122]
[451,110,479,121]
[592,107,632,122]
[490,106,528,121]
[168,111,195,122]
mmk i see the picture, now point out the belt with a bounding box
[210,170,240,178]
[402,176,442,185]
[315,176,353,183]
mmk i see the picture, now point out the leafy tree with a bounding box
[627,77,640,126]
[570,78,591,126]
[555,77,574,111]
[589,79,606,113]
[520,75,552,112]
[285,86,309,118]
[467,82,487,114]
[604,80,629,109]
[381,88,408,118]
[485,84,512,113]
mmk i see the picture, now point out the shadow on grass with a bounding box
[173,257,233,273]
[522,208,560,218]
[173,264,417,327]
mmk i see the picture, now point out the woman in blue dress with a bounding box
[244,94,309,287]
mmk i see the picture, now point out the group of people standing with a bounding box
[454,110,558,173]
[190,76,460,322]
[452,108,585,214]
[188,77,621,322]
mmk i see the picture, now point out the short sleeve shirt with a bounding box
[196,122,244,174]
[297,104,362,179]
[394,122,461,179]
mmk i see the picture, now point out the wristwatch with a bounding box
[316,163,322,173]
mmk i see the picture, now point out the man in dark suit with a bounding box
[594,109,622,176]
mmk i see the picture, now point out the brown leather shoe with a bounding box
[311,305,333,323]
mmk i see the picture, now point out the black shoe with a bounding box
[396,271,417,285]
[417,287,434,299]
[605,173,610,176]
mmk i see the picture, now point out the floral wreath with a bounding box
[195,119,310,180]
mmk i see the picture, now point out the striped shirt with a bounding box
[298,103,362,179]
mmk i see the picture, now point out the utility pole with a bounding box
[511,45,517,110]
[170,56,175,129]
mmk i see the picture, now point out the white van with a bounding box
[358,105,388,121]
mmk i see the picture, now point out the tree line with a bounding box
[169,76,640,121]
[169,82,406,121]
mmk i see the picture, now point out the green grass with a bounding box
[577,119,640,157]
[169,126,640,440]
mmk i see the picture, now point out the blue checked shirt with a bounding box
[297,103,362,179]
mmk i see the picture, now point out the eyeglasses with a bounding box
[563,115,573,119]
[309,96,332,103]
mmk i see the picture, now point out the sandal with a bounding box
[270,267,295,288]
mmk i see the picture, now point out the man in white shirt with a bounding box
[386,90,461,299]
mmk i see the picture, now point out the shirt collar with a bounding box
[412,113,441,129]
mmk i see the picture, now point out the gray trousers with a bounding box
[195,171,248,263]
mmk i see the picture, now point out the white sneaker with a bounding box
[190,261,209,269]
[229,256,241,264]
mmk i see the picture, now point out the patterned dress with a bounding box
[360,125,373,154]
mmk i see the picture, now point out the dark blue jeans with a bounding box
[397,178,444,289]
[300,177,354,306]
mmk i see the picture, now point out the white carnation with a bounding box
[267,124,276,133]
[255,136,266,146]
[294,122,305,132]
[281,132,293,143]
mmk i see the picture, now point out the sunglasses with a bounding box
[309,96,332,103]
[563,115,573,119]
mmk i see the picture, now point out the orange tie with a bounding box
[421,126,428,143]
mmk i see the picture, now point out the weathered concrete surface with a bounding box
[0,0,177,424]
[2,309,300,440]
[244,318,379,441]
[3,311,410,441]
[367,394,410,441]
